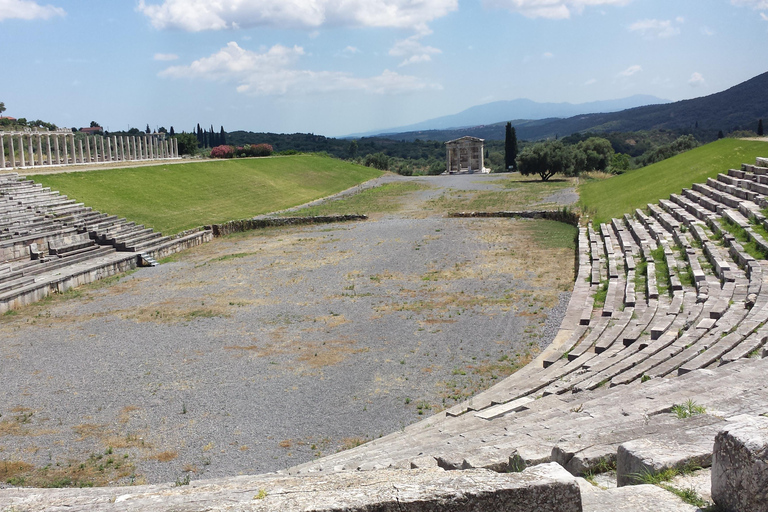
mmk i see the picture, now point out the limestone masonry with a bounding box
[0,129,179,170]
[4,158,768,510]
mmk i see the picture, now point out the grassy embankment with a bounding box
[35,155,382,234]
[578,139,768,225]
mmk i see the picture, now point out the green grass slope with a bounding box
[36,155,382,234]
[578,139,768,225]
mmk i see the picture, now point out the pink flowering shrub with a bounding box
[210,145,235,158]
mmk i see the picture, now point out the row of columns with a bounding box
[0,131,180,170]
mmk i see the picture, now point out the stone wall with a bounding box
[449,209,580,226]
[210,215,368,237]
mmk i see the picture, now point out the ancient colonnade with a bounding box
[0,129,179,170]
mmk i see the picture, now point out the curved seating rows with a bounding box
[282,157,768,480]
[0,172,210,312]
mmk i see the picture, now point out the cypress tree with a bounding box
[504,122,518,171]
[717,130,724,139]
[759,119,764,137]
[220,126,226,146]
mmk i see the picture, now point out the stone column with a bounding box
[19,135,26,167]
[70,134,77,164]
[479,145,485,171]
[86,135,92,163]
[92,136,99,163]
[0,135,5,169]
[54,135,60,165]
[27,135,34,166]
[119,137,126,161]
[143,136,149,159]
[65,135,72,164]
[107,137,113,161]
[132,137,138,160]
[112,136,118,161]
[9,135,16,168]
[174,138,179,158]
[36,135,43,166]
[78,140,84,164]
[100,136,106,163]
[46,135,52,165]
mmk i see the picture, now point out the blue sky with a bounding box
[1,0,767,137]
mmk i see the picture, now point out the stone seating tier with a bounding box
[0,173,212,313]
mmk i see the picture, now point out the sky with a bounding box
[1,0,767,137]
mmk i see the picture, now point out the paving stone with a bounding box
[616,437,714,486]
[578,478,699,512]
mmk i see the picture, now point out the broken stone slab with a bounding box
[616,437,714,486]
[474,396,535,420]
[711,414,768,512]
[577,478,699,512]
[552,443,617,477]
[0,466,583,512]
[509,445,554,472]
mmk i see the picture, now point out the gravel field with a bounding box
[0,173,575,487]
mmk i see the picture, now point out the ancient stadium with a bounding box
[2,149,768,511]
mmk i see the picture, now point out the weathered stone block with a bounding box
[616,438,712,487]
[0,465,582,512]
[712,415,768,512]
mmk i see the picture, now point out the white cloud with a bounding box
[482,0,632,19]
[584,78,597,85]
[0,0,64,21]
[731,0,768,20]
[701,26,715,35]
[618,64,642,77]
[731,0,768,10]
[629,19,680,38]
[159,41,440,95]
[689,72,705,87]
[675,16,685,23]
[138,0,457,32]
[153,53,179,61]
[389,35,441,66]
[542,51,554,58]
[343,46,361,54]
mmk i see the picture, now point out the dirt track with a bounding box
[0,173,577,487]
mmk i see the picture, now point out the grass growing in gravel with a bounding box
[0,447,135,488]
[523,219,578,250]
[283,181,428,216]
[35,155,382,234]
[579,139,768,225]
[428,175,573,212]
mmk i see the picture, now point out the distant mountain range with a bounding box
[363,71,768,143]
[348,95,668,138]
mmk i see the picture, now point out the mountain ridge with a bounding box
[346,95,669,138]
[369,71,768,143]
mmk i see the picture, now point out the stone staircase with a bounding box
[4,159,768,510]
[0,172,211,313]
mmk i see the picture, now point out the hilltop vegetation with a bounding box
[375,71,768,143]
[35,155,382,234]
[578,139,768,225]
